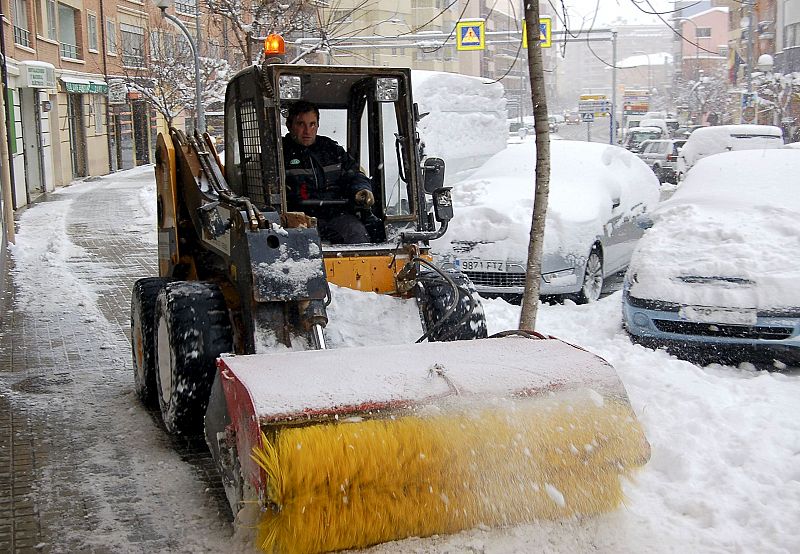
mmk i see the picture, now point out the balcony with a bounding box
[14,26,31,48]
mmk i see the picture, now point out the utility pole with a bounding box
[746,0,755,94]
[611,31,617,144]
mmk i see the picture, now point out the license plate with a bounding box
[457,259,506,272]
[679,306,757,325]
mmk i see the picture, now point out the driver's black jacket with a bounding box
[282,134,372,218]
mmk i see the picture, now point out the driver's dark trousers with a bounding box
[318,213,370,244]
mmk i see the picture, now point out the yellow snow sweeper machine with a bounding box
[130,38,649,554]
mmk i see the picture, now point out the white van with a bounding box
[677,125,784,178]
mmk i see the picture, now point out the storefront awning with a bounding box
[60,76,109,94]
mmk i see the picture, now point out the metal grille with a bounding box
[238,99,266,206]
[464,271,526,288]
[653,320,794,341]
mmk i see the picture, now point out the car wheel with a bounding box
[574,248,604,304]
[154,281,233,435]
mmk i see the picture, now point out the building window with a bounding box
[58,3,81,59]
[175,0,196,16]
[13,0,30,47]
[121,24,145,67]
[786,23,800,49]
[106,19,117,54]
[150,30,177,60]
[87,12,98,51]
[695,27,711,38]
[38,0,57,40]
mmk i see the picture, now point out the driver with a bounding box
[283,100,375,244]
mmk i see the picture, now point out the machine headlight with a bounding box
[279,75,302,100]
[376,78,399,102]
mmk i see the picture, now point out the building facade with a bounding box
[1,0,206,210]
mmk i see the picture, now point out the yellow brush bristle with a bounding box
[250,396,649,554]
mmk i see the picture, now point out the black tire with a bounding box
[652,165,664,182]
[573,247,604,304]
[131,277,169,407]
[154,281,233,435]
[415,269,488,342]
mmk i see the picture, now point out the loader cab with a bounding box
[223,64,430,246]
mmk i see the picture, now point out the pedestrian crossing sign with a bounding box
[522,17,552,49]
[456,20,485,51]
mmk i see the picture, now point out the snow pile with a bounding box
[412,70,508,180]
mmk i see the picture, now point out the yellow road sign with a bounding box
[456,20,485,51]
[523,17,552,49]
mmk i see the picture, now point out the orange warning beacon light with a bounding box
[265,34,285,56]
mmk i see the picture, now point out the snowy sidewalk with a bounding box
[0,168,236,553]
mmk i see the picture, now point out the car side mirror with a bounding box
[422,157,445,194]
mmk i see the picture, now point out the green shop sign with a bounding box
[61,79,108,94]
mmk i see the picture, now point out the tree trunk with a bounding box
[519,2,551,331]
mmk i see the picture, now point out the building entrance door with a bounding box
[132,101,150,165]
[20,88,45,201]
[67,93,87,178]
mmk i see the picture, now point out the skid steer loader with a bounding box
[131,46,649,554]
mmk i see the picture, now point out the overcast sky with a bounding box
[556,0,675,28]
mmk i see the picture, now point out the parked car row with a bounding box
[439,128,800,367]
[636,124,785,183]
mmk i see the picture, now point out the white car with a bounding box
[677,124,783,178]
[623,149,800,365]
[434,140,660,303]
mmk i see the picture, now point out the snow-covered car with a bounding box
[676,124,783,179]
[434,140,660,303]
[622,149,800,366]
[622,126,664,153]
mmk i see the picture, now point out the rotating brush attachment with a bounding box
[250,392,649,554]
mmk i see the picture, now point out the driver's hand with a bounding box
[355,189,375,208]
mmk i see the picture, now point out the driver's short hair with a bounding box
[286,101,320,127]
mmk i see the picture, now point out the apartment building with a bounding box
[2,0,204,209]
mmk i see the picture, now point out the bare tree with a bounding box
[120,18,230,129]
[519,2,551,331]
[674,68,730,125]
[203,0,317,66]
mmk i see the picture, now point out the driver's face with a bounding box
[289,111,319,147]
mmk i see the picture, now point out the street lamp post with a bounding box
[674,17,700,80]
[154,0,205,132]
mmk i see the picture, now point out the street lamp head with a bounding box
[153,0,172,10]
[757,54,774,73]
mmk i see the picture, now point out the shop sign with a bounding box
[108,80,128,105]
[61,79,109,94]
[21,62,56,89]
